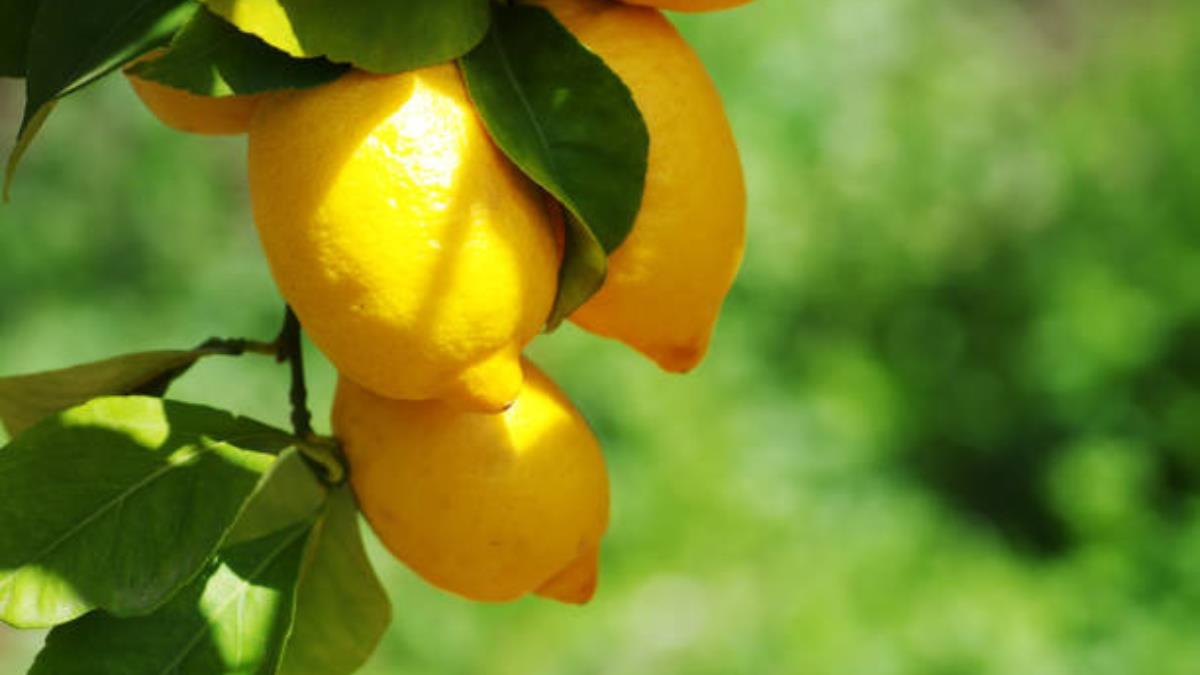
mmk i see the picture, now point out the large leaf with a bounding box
[278,486,390,675]
[460,4,649,326]
[0,396,295,628]
[0,0,40,77]
[5,0,195,198]
[128,7,348,97]
[29,523,310,675]
[201,0,491,74]
[0,348,229,437]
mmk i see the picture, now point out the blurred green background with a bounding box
[4,0,1200,672]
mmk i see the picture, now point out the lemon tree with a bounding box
[0,0,749,673]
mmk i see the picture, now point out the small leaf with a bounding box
[0,0,40,77]
[29,523,310,675]
[3,100,53,202]
[201,0,491,74]
[0,348,227,437]
[0,396,296,628]
[460,4,649,322]
[549,210,608,329]
[224,448,327,547]
[6,0,195,196]
[278,486,390,675]
[128,7,348,97]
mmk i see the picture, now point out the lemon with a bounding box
[124,52,261,135]
[333,358,609,604]
[533,0,746,372]
[249,65,559,411]
[622,0,753,11]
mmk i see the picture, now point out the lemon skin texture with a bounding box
[249,65,559,411]
[125,66,261,135]
[333,359,609,604]
[622,0,753,12]
[533,0,746,373]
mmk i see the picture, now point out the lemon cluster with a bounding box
[126,0,747,604]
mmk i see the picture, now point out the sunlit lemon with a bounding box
[249,65,559,411]
[334,359,609,604]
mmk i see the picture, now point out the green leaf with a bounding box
[0,348,229,437]
[0,0,40,77]
[278,486,390,675]
[550,210,610,330]
[3,99,53,202]
[5,0,195,197]
[201,0,491,74]
[29,523,310,675]
[460,4,649,324]
[224,448,327,547]
[0,396,295,628]
[128,7,348,97]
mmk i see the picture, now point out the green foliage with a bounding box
[0,385,390,673]
[0,348,230,436]
[128,8,348,96]
[0,397,291,628]
[29,523,310,675]
[461,5,649,326]
[201,0,491,74]
[5,0,195,194]
[279,487,390,675]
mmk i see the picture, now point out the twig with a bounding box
[273,306,313,439]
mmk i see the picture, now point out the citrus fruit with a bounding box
[248,65,559,411]
[621,0,753,11]
[533,0,746,372]
[333,358,609,604]
[124,52,261,135]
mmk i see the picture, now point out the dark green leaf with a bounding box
[29,523,310,675]
[278,486,390,675]
[0,0,40,77]
[201,0,491,74]
[0,396,295,628]
[128,7,348,97]
[5,0,195,196]
[224,448,327,547]
[460,4,649,323]
[549,210,608,330]
[0,348,230,437]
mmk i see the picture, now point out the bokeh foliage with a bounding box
[2,0,1200,672]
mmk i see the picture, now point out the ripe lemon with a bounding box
[621,0,753,11]
[333,359,609,604]
[249,65,559,411]
[533,0,746,373]
[124,52,261,135]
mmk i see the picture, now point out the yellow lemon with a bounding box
[622,0,753,11]
[533,0,746,372]
[249,65,559,411]
[333,359,609,604]
[124,52,261,135]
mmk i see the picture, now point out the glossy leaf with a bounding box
[0,396,295,628]
[224,448,327,547]
[0,0,40,77]
[460,4,649,323]
[128,7,348,97]
[6,0,195,196]
[29,524,310,675]
[0,348,228,437]
[278,486,391,675]
[201,0,491,74]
